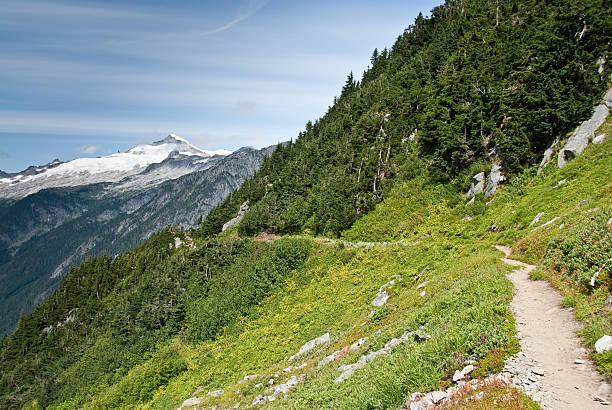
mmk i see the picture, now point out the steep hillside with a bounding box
[201,0,610,238]
[0,0,610,408]
[1,113,609,409]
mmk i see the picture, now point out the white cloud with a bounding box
[79,144,100,154]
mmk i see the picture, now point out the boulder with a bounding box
[484,164,503,198]
[452,364,474,382]
[593,134,607,144]
[537,138,559,175]
[467,172,485,197]
[289,333,330,360]
[558,104,609,168]
[596,335,612,353]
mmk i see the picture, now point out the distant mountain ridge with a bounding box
[0,134,232,202]
[0,136,275,336]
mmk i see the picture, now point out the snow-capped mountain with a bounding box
[0,138,276,336]
[0,134,232,201]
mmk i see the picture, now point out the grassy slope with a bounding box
[48,117,611,409]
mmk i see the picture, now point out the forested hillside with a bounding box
[0,0,610,408]
[202,0,609,237]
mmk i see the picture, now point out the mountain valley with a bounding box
[0,136,275,336]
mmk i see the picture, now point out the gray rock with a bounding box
[371,291,389,307]
[596,335,612,353]
[605,88,612,109]
[466,197,475,206]
[529,212,545,227]
[336,331,412,383]
[484,164,503,198]
[179,397,202,409]
[207,389,224,397]
[531,368,545,376]
[427,391,448,403]
[452,364,474,382]
[371,278,400,307]
[537,138,559,175]
[222,200,249,232]
[593,134,607,144]
[558,104,610,167]
[289,333,330,361]
[467,172,485,197]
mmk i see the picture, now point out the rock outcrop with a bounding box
[289,333,330,361]
[484,164,503,198]
[371,275,402,307]
[467,172,485,197]
[558,104,609,168]
[222,200,249,232]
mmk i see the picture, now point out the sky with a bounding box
[0,0,441,172]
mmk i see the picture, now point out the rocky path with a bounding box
[495,245,610,409]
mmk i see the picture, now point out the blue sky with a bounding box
[0,0,441,172]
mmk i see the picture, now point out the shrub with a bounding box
[543,208,612,290]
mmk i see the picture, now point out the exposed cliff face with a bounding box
[0,140,274,337]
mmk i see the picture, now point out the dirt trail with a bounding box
[495,245,610,409]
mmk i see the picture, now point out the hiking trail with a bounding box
[495,245,610,409]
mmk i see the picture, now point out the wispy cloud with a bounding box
[0,150,10,159]
[79,145,100,154]
[204,0,270,35]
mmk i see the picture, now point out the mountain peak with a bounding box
[166,133,190,144]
